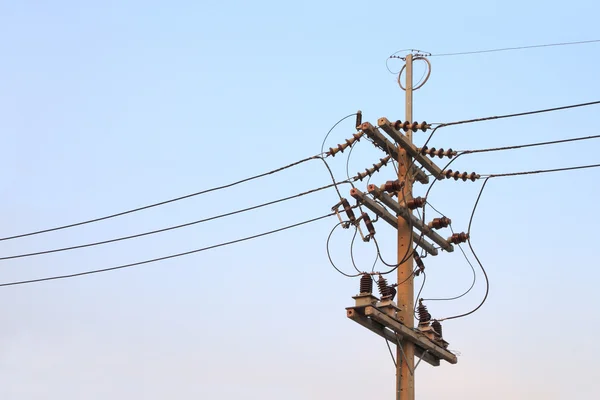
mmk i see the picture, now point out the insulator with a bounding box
[341,198,356,223]
[416,121,429,132]
[393,121,429,132]
[417,300,431,324]
[443,170,480,182]
[355,156,391,181]
[428,217,452,230]
[382,179,404,193]
[434,148,445,158]
[362,213,376,237]
[407,196,426,210]
[359,273,372,294]
[377,275,392,298]
[414,253,425,276]
[355,110,362,130]
[448,232,469,244]
[432,320,443,337]
[328,132,364,157]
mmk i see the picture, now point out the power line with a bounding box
[482,162,600,178]
[458,133,600,154]
[421,100,600,153]
[0,155,323,242]
[430,39,600,57]
[0,212,335,287]
[0,180,352,261]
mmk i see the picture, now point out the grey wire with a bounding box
[430,39,600,57]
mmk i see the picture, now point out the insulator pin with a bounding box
[448,232,469,244]
[393,120,430,132]
[428,217,451,230]
[407,196,426,210]
[359,273,372,294]
[443,169,480,182]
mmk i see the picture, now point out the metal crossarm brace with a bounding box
[349,188,438,256]
[367,185,454,252]
[377,118,444,180]
[359,122,429,184]
[364,306,458,365]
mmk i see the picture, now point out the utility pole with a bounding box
[343,52,467,400]
[396,54,415,400]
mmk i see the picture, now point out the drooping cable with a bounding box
[0,212,336,287]
[438,178,491,321]
[326,220,362,278]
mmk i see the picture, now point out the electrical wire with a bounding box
[0,180,353,261]
[0,155,324,242]
[422,100,600,154]
[430,39,600,57]
[349,226,362,274]
[457,133,600,154]
[0,212,336,287]
[326,220,362,278]
[413,271,426,318]
[481,162,600,178]
[438,178,490,321]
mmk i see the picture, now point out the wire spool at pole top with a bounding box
[398,56,431,91]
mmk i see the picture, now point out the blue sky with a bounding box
[1,1,599,399]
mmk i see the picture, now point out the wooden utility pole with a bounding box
[345,52,461,400]
[396,53,415,400]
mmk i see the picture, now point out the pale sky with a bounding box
[1,1,599,399]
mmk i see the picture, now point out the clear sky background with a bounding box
[1,1,599,399]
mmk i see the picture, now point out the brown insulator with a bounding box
[414,253,425,276]
[411,121,419,132]
[377,275,391,298]
[359,273,372,294]
[355,110,362,130]
[446,148,456,159]
[468,172,480,181]
[417,300,431,324]
[393,120,402,130]
[341,198,356,223]
[407,196,426,210]
[417,121,429,132]
[354,156,391,181]
[435,148,445,158]
[383,179,404,193]
[448,232,469,244]
[432,320,443,337]
[444,169,453,179]
[429,217,452,230]
[402,121,411,132]
[362,213,376,237]
[327,132,363,157]
[419,145,428,155]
